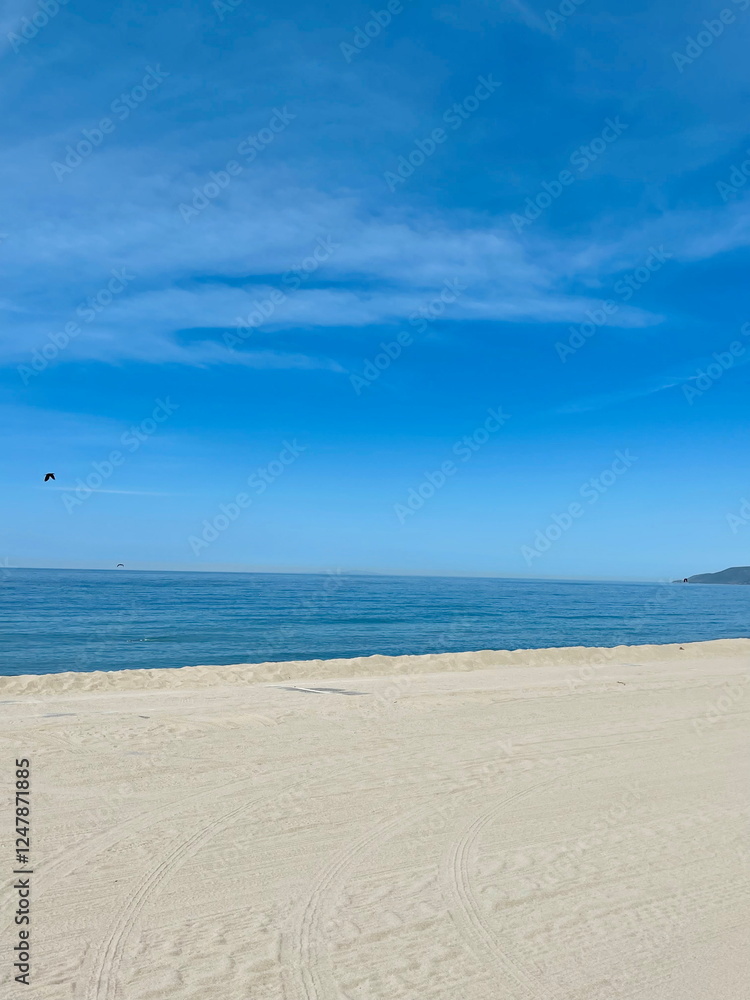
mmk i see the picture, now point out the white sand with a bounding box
[1,638,748,999]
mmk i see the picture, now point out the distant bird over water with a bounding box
[116,563,124,568]
[44,473,55,482]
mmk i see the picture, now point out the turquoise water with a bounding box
[1,569,748,676]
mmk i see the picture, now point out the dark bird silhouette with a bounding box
[116,563,124,568]
[44,473,55,482]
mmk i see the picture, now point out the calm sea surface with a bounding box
[1,569,749,677]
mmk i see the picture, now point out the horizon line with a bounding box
[1,564,692,584]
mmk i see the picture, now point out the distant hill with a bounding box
[681,566,750,584]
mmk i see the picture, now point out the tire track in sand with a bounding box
[0,769,266,939]
[86,795,256,1000]
[442,773,585,1000]
[87,750,373,1000]
[283,772,567,1000]
[282,803,436,1000]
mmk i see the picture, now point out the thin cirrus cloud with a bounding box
[1,157,688,371]
[556,348,750,416]
[3,27,750,377]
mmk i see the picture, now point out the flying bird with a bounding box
[116,563,124,568]
[44,473,55,482]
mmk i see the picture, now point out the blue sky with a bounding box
[2,0,750,578]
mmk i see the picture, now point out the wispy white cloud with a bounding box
[4,62,750,373]
[0,151,679,369]
[503,0,554,35]
[556,376,686,414]
[556,343,750,415]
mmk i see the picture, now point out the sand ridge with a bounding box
[2,636,749,696]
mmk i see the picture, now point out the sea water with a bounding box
[1,568,748,676]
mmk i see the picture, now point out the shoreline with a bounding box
[3,636,749,697]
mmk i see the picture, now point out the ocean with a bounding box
[1,568,749,677]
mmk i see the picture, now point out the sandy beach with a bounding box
[2,638,749,999]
